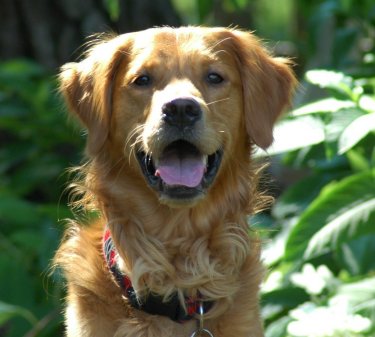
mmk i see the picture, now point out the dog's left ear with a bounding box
[229,30,297,150]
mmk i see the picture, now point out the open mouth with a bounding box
[136,140,223,201]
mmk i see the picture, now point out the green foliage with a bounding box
[104,0,120,21]
[0,60,81,337]
[261,69,375,337]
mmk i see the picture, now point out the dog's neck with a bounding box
[103,228,214,322]
[105,203,251,319]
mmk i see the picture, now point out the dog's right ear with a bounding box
[59,35,132,155]
[224,29,297,150]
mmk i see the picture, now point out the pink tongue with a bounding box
[156,153,205,188]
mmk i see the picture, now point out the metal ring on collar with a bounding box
[189,301,214,337]
[190,328,214,337]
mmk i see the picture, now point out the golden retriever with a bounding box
[55,26,296,337]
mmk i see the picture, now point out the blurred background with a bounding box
[0,0,374,336]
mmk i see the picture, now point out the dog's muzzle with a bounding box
[137,98,223,202]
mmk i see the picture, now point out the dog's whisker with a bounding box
[130,133,144,152]
[125,125,145,165]
[206,97,231,106]
[125,124,144,150]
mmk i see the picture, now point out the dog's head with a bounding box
[60,27,296,207]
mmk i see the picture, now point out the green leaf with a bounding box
[0,301,37,326]
[262,287,309,321]
[284,170,375,263]
[338,235,375,275]
[229,0,248,10]
[0,194,42,230]
[304,198,375,260]
[305,70,354,98]
[332,26,359,69]
[338,113,375,154]
[334,277,375,315]
[359,95,375,113]
[103,0,120,21]
[0,59,45,80]
[265,316,293,337]
[324,108,365,144]
[346,150,371,172]
[272,172,346,219]
[0,255,35,312]
[273,106,363,158]
[291,98,355,116]
[263,116,325,155]
[11,230,45,254]
[0,101,29,118]
[197,0,214,21]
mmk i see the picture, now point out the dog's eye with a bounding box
[206,72,224,85]
[133,75,152,86]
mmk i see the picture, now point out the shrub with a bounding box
[260,69,375,337]
[0,60,81,337]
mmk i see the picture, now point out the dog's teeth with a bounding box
[203,155,208,173]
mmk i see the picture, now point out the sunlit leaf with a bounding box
[304,199,375,260]
[338,113,375,154]
[359,95,375,113]
[287,299,372,336]
[265,316,293,337]
[262,116,325,156]
[324,108,364,144]
[291,98,355,116]
[305,70,353,98]
[284,170,375,263]
[333,277,375,316]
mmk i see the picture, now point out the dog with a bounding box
[55,26,296,337]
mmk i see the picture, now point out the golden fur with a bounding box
[55,26,296,337]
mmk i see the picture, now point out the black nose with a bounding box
[162,98,202,128]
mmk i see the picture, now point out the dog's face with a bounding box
[60,27,295,206]
[114,29,245,204]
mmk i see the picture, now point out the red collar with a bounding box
[103,229,213,323]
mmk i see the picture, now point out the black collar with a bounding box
[103,229,213,323]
